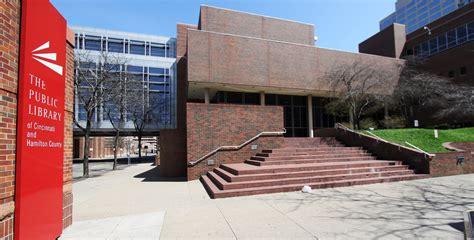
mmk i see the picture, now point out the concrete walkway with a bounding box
[61,163,474,240]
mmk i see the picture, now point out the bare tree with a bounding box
[103,68,128,170]
[435,84,474,120]
[74,51,128,177]
[326,61,392,130]
[128,91,163,161]
[391,56,464,126]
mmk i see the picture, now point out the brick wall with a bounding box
[159,24,196,178]
[62,31,75,230]
[0,1,20,239]
[430,151,474,177]
[335,128,431,174]
[449,142,474,153]
[186,103,284,180]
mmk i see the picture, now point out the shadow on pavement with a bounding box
[134,165,186,182]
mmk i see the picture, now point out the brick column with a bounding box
[62,27,75,230]
[0,1,21,239]
[307,95,314,138]
[204,88,210,104]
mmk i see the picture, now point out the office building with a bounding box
[380,0,472,33]
[72,26,177,134]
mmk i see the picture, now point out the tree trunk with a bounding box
[349,106,356,130]
[138,134,142,162]
[113,131,119,170]
[83,120,91,178]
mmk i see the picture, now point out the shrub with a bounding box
[382,116,406,129]
[360,118,378,130]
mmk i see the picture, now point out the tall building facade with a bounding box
[71,26,177,134]
[380,0,472,33]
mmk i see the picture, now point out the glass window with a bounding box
[414,45,422,56]
[84,35,101,51]
[149,67,165,75]
[149,75,166,83]
[421,42,429,56]
[130,41,145,55]
[457,25,467,44]
[226,92,243,104]
[430,11,442,21]
[418,12,429,21]
[107,38,123,53]
[429,38,438,55]
[406,48,414,56]
[127,65,143,73]
[442,4,456,14]
[438,33,447,51]
[418,6,428,15]
[460,66,467,75]
[265,94,277,105]
[406,6,416,16]
[150,43,166,57]
[430,5,441,13]
[447,29,457,48]
[243,93,259,105]
[417,0,428,7]
[149,84,168,92]
[277,95,291,106]
[468,22,474,40]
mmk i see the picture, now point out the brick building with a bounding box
[159,5,404,180]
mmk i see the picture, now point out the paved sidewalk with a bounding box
[61,163,474,239]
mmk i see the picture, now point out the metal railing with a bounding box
[188,128,286,167]
[335,123,435,158]
[405,141,436,158]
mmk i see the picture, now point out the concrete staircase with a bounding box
[201,138,428,199]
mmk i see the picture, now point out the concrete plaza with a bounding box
[61,163,473,240]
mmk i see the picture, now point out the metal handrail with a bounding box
[334,123,434,158]
[188,128,287,167]
[405,141,436,158]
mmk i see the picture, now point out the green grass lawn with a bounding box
[368,127,474,153]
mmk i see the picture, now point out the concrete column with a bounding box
[204,88,210,104]
[260,92,265,106]
[307,95,314,138]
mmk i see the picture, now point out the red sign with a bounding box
[15,0,67,239]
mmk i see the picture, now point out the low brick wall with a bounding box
[186,103,284,180]
[335,128,431,174]
[430,151,474,177]
[449,142,474,153]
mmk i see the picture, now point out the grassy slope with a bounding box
[369,128,474,153]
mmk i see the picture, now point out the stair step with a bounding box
[208,170,417,190]
[256,149,368,157]
[202,174,429,199]
[251,153,372,161]
[263,147,363,153]
[221,160,402,175]
[200,138,429,199]
[214,165,410,182]
[245,157,378,166]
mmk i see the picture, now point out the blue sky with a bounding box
[51,0,395,53]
